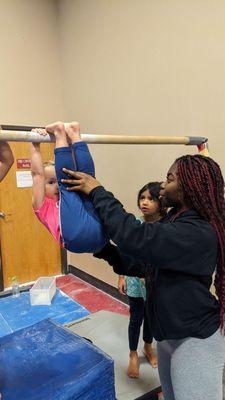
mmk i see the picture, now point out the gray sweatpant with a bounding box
[157,328,225,400]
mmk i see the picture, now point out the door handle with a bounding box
[0,211,12,221]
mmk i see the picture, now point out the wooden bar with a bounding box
[0,126,207,145]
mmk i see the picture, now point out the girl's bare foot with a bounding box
[127,351,139,378]
[65,121,82,144]
[143,343,158,368]
[46,121,66,137]
[45,122,68,148]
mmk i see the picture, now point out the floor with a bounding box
[1,273,223,399]
[56,273,162,400]
[0,289,89,336]
[67,310,161,400]
[56,273,225,400]
[56,273,129,316]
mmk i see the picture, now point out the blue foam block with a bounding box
[0,319,115,399]
[0,289,89,337]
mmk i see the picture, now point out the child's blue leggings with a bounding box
[54,142,108,253]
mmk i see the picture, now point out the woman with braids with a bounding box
[62,154,225,400]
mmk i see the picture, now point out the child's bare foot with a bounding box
[46,122,68,148]
[65,121,82,144]
[46,121,66,137]
[127,351,139,378]
[143,343,158,368]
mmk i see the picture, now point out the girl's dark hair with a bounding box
[176,154,225,331]
[137,182,166,217]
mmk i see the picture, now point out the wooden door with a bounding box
[0,142,61,289]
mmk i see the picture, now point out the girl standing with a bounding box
[118,182,165,378]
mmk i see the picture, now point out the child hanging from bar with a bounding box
[30,121,108,253]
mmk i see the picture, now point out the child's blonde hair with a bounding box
[43,160,55,169]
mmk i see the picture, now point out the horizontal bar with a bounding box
[0,126,207,145]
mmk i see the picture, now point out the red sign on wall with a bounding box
[17,159,31,169]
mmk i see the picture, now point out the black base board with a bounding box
[68,264,129,305]
[135,386,162,399]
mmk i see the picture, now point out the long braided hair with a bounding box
[176,154,225,330]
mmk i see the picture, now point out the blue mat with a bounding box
[0,289,89,337]
[0,319,115,399]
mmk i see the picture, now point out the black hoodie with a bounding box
[90,186,220,341]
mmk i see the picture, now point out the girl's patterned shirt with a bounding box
[125,216,146,299]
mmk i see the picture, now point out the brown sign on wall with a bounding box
[16,159,31,169]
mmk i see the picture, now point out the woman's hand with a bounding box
[61,169,102,195]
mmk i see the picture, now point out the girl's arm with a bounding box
[30,142,45,209]
[0,142,14,182]
[118,275,126,295]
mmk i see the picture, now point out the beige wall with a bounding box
[1,1,225,287]
[0,0,63,124]
[57,0,225,286]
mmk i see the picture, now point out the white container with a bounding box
[30,277,56,305]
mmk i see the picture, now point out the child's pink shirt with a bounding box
[34,197,61,245]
